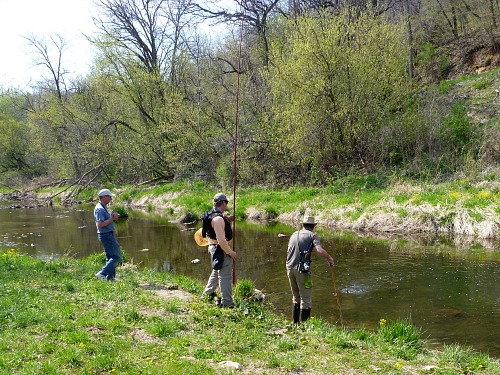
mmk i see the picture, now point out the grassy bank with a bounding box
[36,174,499,241]
[1,249,498,374]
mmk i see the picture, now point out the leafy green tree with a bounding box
[0,92,30,185]
[21,34,99,182]
[89,0,204,182]
[267,9,411,181]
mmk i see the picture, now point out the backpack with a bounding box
[201,208,232,241]
[201,210,212,238]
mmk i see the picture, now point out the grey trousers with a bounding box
[203,252,234,306]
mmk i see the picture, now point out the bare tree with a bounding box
[281,0,409,14]
[163,0,199,85]
[25,34,69,100]
[92,0,198,80]
[93,0,170,74]
[194,0,281,67]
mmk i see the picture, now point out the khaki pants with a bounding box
[287,268,312,309]
[203,252,234,306]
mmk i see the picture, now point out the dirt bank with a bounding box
[124,191,499,247]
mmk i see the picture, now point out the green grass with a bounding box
[393,193,411,204]
[434,68,499,94]
[1,249,499,374]
[471,77,493,90]
[378,318,423,360]
[440,345,493,374]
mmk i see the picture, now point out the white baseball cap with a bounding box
[98,188,115,197]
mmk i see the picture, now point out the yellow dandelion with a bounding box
[379,318,387,325]
[476,190,491,200]
[448,191,462,200]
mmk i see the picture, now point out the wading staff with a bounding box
[231,2,245,286]
[330,264,345,328]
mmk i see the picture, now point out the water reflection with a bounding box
[0,204,499,357]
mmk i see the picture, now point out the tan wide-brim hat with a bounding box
[302,216,316,225]
[194,228,209,246]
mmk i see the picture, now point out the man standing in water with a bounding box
[201,193,237,308]
[286,216,334,323]
[94,188,122,281]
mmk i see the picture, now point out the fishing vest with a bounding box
[202,208,233,241]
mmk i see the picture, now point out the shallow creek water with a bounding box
[1,204,499,357]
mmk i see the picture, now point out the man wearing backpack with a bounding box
[201,193,236,308]
[286,216,335,323]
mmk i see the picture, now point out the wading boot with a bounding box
[301,308,311,322]
[293,304,300,324]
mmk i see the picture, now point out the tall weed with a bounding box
[378,318,423,359]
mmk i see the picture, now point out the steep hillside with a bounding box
[421,60,500,169]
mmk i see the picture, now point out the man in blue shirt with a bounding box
[94,188,122,281]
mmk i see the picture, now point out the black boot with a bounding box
[301,308,311,322]
[293,304,300,324]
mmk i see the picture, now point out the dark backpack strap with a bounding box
[296,230,313,256]
[297,230,313,272]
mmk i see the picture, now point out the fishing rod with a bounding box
[330,264,345,328]
[232,1,245,285]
